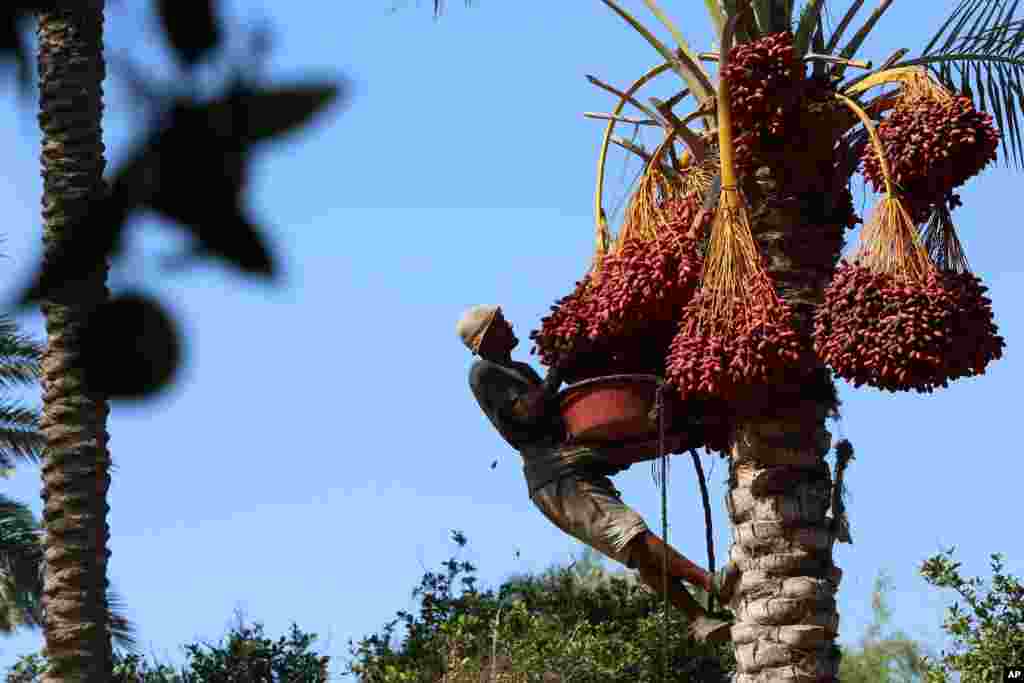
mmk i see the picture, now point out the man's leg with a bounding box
[625,530,713,595]
[529,476,732,643]
[632,552,733,644]
[634,560,706,616]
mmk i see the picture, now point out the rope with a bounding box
[690,448,716,613]
[657,382,668,683]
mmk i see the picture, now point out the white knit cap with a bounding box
[456,305,501,353]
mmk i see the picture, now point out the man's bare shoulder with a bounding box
[469,358,501,381]
[469,359,510,389]
[469,359,540,387]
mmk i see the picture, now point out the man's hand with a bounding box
[512,366,563,423]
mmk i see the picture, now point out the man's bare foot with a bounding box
[688,615,733,644]
[711,560,741,605]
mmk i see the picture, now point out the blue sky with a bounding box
[0,0,1021,676]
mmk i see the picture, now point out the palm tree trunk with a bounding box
[35,1,113,680]
[723,109,850,681]
[725,398,842,682]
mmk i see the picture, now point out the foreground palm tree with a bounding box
[0,312,132,638]
[437,1,1022,681]
[34,1,115,679]
[0,312,135,657]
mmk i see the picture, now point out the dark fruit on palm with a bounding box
[861,95,1000,223]
[814,263,1004,393]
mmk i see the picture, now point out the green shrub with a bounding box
[5,616,329,682]
[919,549,1024,683]
[344,530,733,682]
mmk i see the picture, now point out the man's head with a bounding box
[456,305,518,360]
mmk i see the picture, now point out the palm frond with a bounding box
[0,496,44,633]
[703,0,725,39]
[833,0,896,79]
[0,400,44,467]
[795,0,826,55]
[107,588,139,653]
[0,316,43,390]
[889,0,1024,169]
[824,0,865,55]
[722,0,758,43]
[812,10,828,76]
[751,0,772,34]
[0,497,43,559]
[753,0,793,33]
[600,0,716,110]
[0,495,40,527]
[774,0,796,30]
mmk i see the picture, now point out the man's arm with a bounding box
[512,365,564,421]
[541,365,564,394]
[471,360,559,428]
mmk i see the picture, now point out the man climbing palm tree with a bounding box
[457,304,739,642]
[429,0,1024,677]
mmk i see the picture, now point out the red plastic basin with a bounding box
[558,374,665,442]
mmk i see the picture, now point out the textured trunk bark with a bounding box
[725,402,842,682]
[35,2,113,680]
[723,103,851,681]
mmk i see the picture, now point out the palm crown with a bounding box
[433,0,1024,170]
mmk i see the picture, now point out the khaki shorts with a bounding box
[529,473,649,569]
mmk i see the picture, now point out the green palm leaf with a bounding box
[722,0,757,43]
[825,0,865,55]
[893,0,1024,169]
[812,10,828,77]
[755,0,796,33]
[0,400,44,467]
[105,588,138,653]
[795,0,827,55]
[0,316,43,391]
[0,313,44,468]
[833,0,896,79]
[704,0,726,40]
[599,0,716,112]
[752,0,775,34]
[0,495,44,633]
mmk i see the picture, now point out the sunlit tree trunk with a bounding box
[35,1,113,679]
[726,401,842,682]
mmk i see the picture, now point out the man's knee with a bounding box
[625,530,653,570]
